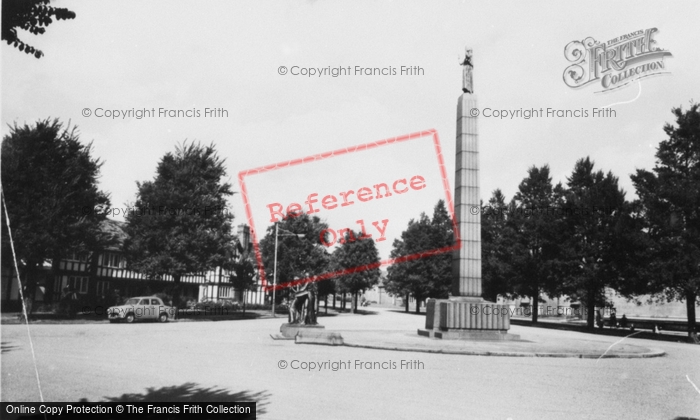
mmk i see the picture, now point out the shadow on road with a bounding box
[387,309,425,316]
[82,382,269,416]
[332,309,379,316]
[1,341,19,353]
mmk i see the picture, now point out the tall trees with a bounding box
[481,161,635,327]
[428,200,454,299]
[385,231,414,312]
[1,119,110,309]
[317,272,336,314]
[385,200,454,313]
[631,103,700,339]
[331,230,382,313]
[2,0,76,58]
[122,142,235,310]
[231,248,256,315]
[481,190,516,303]
[509,165,566,322]
[559,157,630,328]
[258,212,330,304]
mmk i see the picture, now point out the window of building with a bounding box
[54,277,63,293]
[68,276,89,294]
[102,252,125,268]
[67,252,89,262]
[96,281,110,296]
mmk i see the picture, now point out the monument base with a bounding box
[295,330,344,345]
[417,329,518,340]
[421,298,520,341]
[280,323,325,339]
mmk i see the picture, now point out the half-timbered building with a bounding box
[1,220,267,310]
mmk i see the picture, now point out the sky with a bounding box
[3,0,699,262]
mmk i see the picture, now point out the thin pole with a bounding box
[272,223,278,318]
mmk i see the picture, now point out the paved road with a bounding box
[2,307,699,419]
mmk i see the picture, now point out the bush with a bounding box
[154,292,196,309]
[214,302,289,314]
[154,292,171,305]
[33,302,61,313]
[192,299,241,311]
[244,303,271,310]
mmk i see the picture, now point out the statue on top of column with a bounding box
[460,48,473,94]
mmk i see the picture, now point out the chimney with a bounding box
[237,224,251,253]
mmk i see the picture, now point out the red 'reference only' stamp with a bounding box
[238,129,459,292]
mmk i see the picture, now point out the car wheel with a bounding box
[125,313,135,323]
[158,313,168,323]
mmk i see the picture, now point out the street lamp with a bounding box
[272,223,305,318]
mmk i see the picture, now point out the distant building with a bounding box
[362,272,388,305]
[1,221,267,310]
[198,224,266,305]
[503,289,695,320]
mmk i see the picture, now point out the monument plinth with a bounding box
[419,49,518,340]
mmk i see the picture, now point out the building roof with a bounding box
[101,219,128,251]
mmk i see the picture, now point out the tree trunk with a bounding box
[686,289,697,339]
[531,293,538,323]
[172,274,181,319]
[405,293,409,313]
[87,250,100,306]
[415,298,421,314]
[242,290,246,316]
[352,292,358,314]
[332,294,336,309]
[21,263,39,317]
[50,256,62,304]
[5,266,15,304]
[324,296,328,314]
[586,297,595,329]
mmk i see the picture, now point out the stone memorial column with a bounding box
[419,49,518,340]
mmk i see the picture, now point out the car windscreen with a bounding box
[125,298,140,305]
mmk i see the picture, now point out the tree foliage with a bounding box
[2,0,76,59]
[331,230,382,313]
[558,157,630,328]
[1,118,109,306]
[631,103,700,338]
[508,165,566,322]
[258,213,330,303]
[122,142,235,309]
[229,246,257,314]
[482,190,516,302]
[385,200,454,313]
[482,162,639,326]
[231,250,256,294]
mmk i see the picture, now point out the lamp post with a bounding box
[271,223,305,318]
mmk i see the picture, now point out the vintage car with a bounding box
[107,296,175,323]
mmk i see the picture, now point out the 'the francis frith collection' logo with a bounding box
[563,28,672,93]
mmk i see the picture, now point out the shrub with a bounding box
[34,302,61,313]
[193,299,241,311]
[154,292,196,309]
